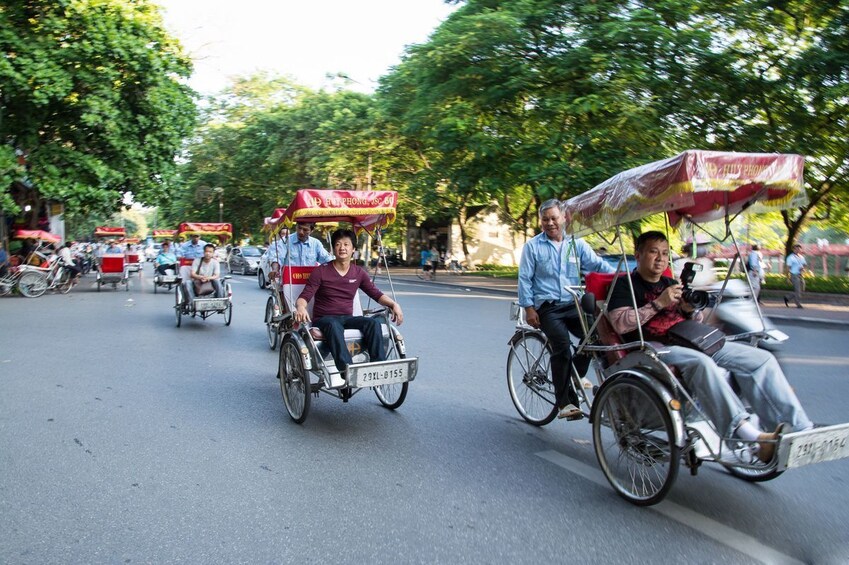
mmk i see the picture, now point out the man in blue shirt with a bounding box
[518,199,615,420]
[267,222,333,278]
[179,234,207,260]
[155,241,178,275]
[784,243,807,308]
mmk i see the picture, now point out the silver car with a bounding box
[227,245,263,275]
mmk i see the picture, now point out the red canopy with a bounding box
[280,189,397,230]
[94,226,126,237]
[262,208,288,231]
[563,151,806,235]
[177,222,233,242]
[13,229,60,243]
[152,229,178,239]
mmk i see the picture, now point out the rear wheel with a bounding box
[56,269,73,294]
[506,331,557,426]
[592,375,679,506]
[266,295,280,350]
[374,337,408,409]
[257,270,266,289]
[18,271,48,298]
[280,338,310,423]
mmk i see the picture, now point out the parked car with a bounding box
[227,245,263,275]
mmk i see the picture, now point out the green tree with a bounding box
[0,0,196,226]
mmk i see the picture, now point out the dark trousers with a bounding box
[538,302,588,409]
[156,263,176,275]
[315,315,384,372]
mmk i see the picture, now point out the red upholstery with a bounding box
[100,255,125,274]
[126,253,140,263]
[179,257,194,267]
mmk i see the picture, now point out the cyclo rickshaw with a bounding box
[93,226,129,291]
[173,222,234,327]
[151,229,179,293]
[507,150,849,505]
[272,189,418,424]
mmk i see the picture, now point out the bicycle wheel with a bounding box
[266,295,280,350]
[56,269,73,294]
[175,286,183,327]
[506,332,557,426]
[374,337,408,409]
[280,337,311,423]
[17,271,48,298]
[592,375,679,506]
[0,278,14,296]
[224,302,233,326]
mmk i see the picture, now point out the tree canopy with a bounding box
[0,0,196,226]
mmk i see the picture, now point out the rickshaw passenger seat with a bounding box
[584,272,628,366]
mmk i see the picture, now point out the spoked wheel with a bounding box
[374,339,408,409]
[723,438,784,482]
[280,338,311,423]
[57,270,74,294]
[224,302,233,326]
[18,272,48,298]
[175,286,183,327]
[592,375,679,506]
[506,332,557,426]
[266,296,280,350]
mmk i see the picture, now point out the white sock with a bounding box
[736,420,763,442]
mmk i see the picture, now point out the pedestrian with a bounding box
[784,244,807,308]
[747,244,763,304]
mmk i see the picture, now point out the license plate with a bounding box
[347,359,417,388]
[780,423,849,470]
[194,298,228,312]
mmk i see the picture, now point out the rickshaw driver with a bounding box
[268,222,333,280]
[607,231,813,463]
[294,228,404,377]
[179,233,207,260]
[518,199,616,421]
[182,244,224,302]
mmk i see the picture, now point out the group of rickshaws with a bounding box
[151,150,848,506]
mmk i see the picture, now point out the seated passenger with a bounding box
[294,229,403,376]
[607,231,813,463]
[155,242,178,275]
[267,222,333,280]
[182,244,224,301]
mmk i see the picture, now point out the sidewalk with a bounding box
[376,268,849,326]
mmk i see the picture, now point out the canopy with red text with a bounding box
[563,151,806,235]
[13,229,60,243]
[177,222,233,242]
[280,190,397,230]
[94,226,127,238]
[152,229,178,239]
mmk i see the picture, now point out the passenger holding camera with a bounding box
[607,231,812,463]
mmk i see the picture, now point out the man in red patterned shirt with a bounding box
[295,229,403,375]
[607,231,811,463]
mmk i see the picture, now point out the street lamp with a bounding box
[212,187,224,223]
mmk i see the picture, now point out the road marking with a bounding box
[536,450,805,565]
[780,355,848,366]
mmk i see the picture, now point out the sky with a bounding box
[154,0,459,95]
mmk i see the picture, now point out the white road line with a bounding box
[536,450,805,565]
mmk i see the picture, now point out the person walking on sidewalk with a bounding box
[517,199,615,421]
[784,244,807,308]
[747,244,764,304]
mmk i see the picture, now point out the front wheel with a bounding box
[506,331,557,426]
[266,295,280,350]
[18,271,48,298]
[592,375,679,506]
[280,338,311,423]
[374,339,408,409]
[257,270,266,289]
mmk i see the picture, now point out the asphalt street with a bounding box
[1,264,848,564]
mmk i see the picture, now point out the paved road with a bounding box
[1,265,848,564]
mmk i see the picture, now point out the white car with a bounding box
[257,249,272,288]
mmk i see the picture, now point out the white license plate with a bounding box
[194,298,228,312]
[781,424,849,470]
[347,359,417,388]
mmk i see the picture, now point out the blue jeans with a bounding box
[660,341,812,437]
[315,315,384,373]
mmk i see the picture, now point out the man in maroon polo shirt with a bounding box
[295,229,404,375]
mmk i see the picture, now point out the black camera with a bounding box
[679,262,710,311]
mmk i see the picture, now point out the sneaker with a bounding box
[557,404,584,421]
[580,377,593,390]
